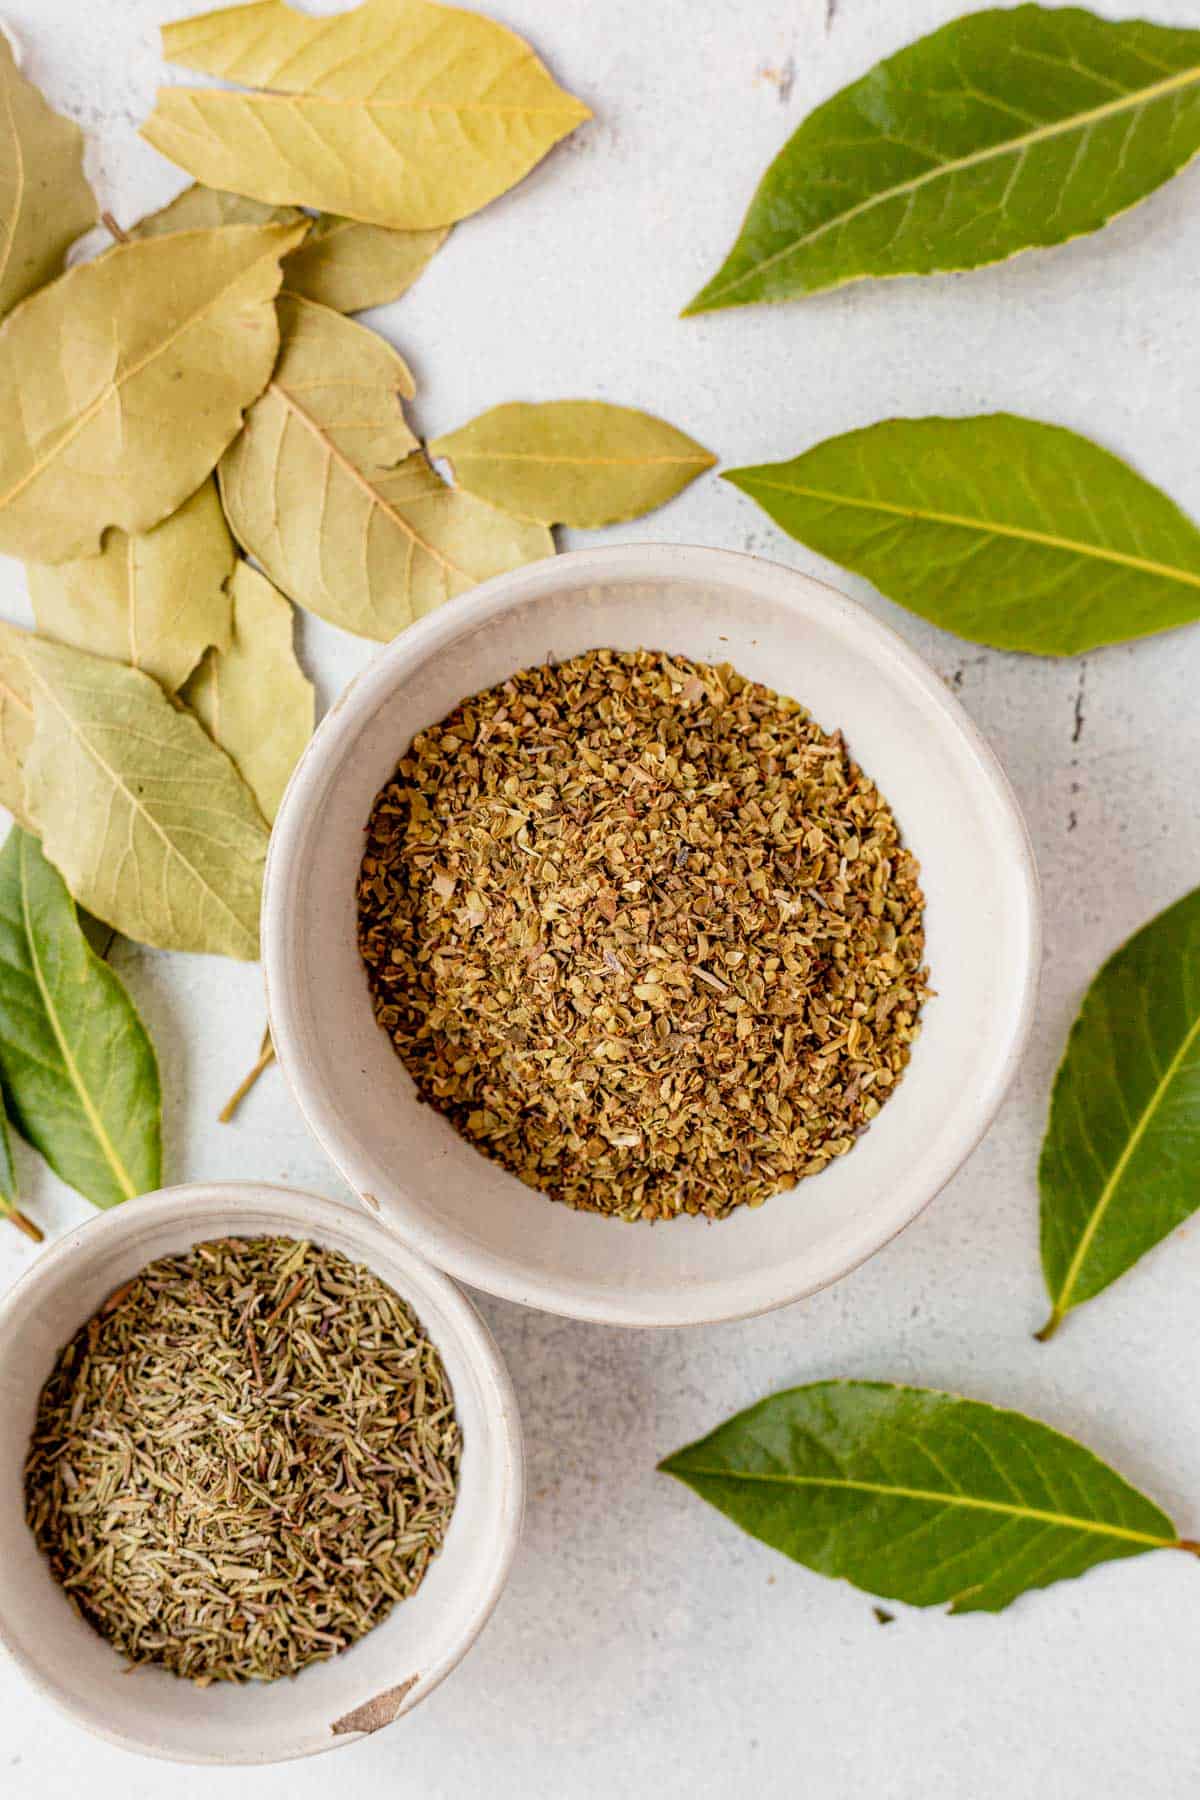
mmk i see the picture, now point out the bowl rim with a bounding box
[263,543,1042,1328]
[0,1181,525,1765]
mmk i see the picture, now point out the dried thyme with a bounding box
[357,648,927,1221]
[24,1237,459,1685]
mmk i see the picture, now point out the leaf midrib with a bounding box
[0,228,293,516]
[446,449,715,469]
[672,1463,1172,1547]
[0,674,32,718]
[125,532,142,670]
[1050,1003,1200,1320]
[704,61,1200,304]
[18,833,136,1200]
[737,474,1200,592]
[271,383,474,587]
[166,85,588,119]
[22,655,255,954]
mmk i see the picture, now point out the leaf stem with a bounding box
[101,210,129,244]
[1034,1308,1064,1343]
[3,1204,43,1243]
[219,1030,275,1124]
[1174,1539,1200,1557]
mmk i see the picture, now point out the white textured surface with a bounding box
[2,0,1199,1793]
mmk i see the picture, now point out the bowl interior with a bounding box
[265,548,1038,1325]
[0,1185,522,1765]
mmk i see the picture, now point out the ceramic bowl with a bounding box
[0,1182,523,1765]
[264,544,1040,1327]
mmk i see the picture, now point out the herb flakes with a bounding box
[25,1237,460,1684]
[357,649,928,1222]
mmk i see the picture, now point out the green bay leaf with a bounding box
[1039,887,1200,1339]
[726,415,1200,656]
[430,401,716,527]
[0,828,161,1208]
[0,1090,17,1210]
[0,627,269,960]
[0,33,97,319]
[0,220,306,564]
[142,0,590,230]
[27,478,236,693]
[182,562,313,824]
[219,294,553,640]
[661,1381,1191,1612]
[0,1079,40,1240]
[687,7,1200,313]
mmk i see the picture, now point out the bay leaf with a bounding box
[0,627,269,959]
[283,215,449,314]
[182,562,313,823]
[686,8,1200,313]
[219,294,553,639]
[126,183,302,239]
[0,1087,39,1241]
[27,478,236,693]
[660,1381,1195,1612]
[0,32,97,318]
[142,0,590,230]
[0,1094,18,1210]
[0,828,161,1209]
[0,220,307,564]
[430,401,716,527]
[726,415,1200,656]
[128,183,447,314]
[0,634,34,828]
[1038,886,1200,1340]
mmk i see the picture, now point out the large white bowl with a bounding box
[264,545,1039,1327]
[0,1183,523,1765]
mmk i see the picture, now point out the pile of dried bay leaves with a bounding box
[0,0,715,1239]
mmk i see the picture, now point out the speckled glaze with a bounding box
[263,545,1040,1326]
[0,1184,524,1765]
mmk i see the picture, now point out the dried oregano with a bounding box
[358,649,927,1221]
[25,1237,459,1684]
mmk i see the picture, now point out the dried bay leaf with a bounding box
[0,628,269,959]
[430,401,716,527]
[0,33,97,318]
[687,8,1200,313]
[0,828,161,1209]
[126,183,302,239]
[1038,887,1200,1340]
[0,220,307,564]
[142,0,590,229]
[128,183,447,314]
[0,635,34,828]
[661,1381,1196,1612]
[727,416,1200,656]
[284,215,448,314]
[219,295,553,640]
[182,562,313,823]
[27,479,236,693]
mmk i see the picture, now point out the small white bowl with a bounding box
[0,1182,523,1765]
[264,545,1040,1328]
